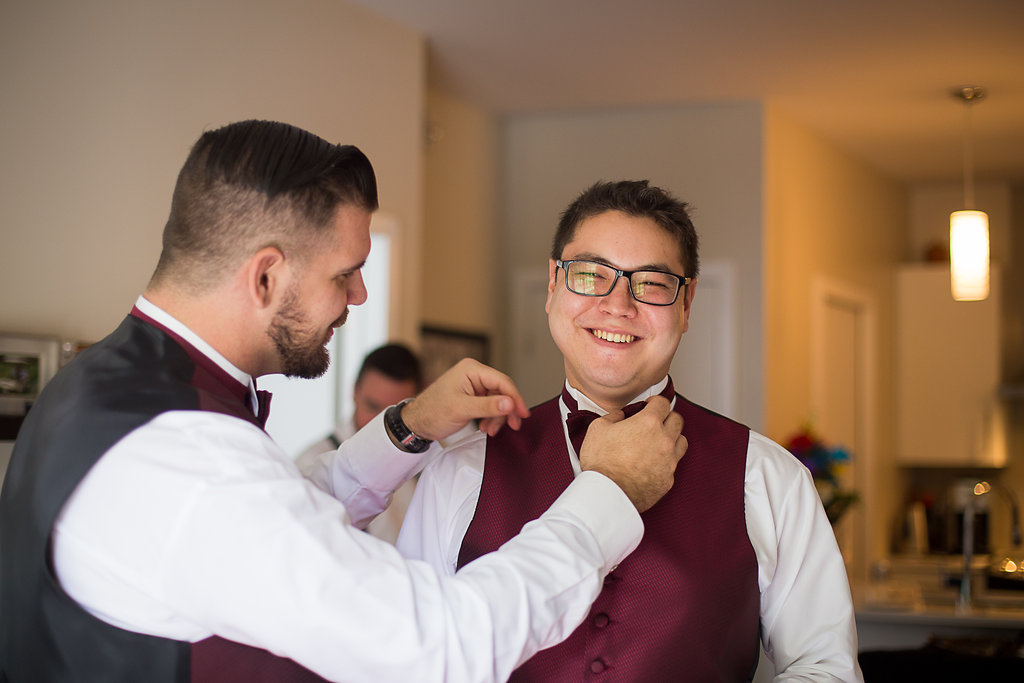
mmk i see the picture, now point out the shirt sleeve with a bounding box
[303,410,433,528]
[396,429,488,573]
[52,410,642,683]
[744,431,863,681]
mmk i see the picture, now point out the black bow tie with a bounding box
[562,378,675,456]
[254,389,273,428]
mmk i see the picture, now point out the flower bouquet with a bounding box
[785,424,859,526]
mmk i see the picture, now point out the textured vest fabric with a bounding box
[458,393,760,682]
[0,313,327,682]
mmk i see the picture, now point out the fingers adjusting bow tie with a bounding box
[562,378,675,456]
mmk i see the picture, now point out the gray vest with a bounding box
[0,312,324,682]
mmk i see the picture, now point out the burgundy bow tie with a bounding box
[562,378,675,457]
[253,389,273,428]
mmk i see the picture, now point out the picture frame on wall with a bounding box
[420,325,490,386]
[0,334,62,441]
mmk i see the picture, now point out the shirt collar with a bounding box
[562,376,671,416]
[135,296,260,409]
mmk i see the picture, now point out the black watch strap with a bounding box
[384,399,433,453]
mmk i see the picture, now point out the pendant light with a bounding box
[949,86,989,301]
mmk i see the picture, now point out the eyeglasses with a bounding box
[555,259,689,306]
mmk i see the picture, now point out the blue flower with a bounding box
[784,424,858,525]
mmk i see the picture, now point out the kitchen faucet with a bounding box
[957,480,1021,611]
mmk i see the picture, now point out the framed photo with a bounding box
[420,325,490,385]
[0,334,61,400]
[0,334,61,440]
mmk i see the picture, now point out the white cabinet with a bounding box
[895,264,1005,467]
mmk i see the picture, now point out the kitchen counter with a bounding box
[857,601,1024,629]
[857,603,1024,655]
[855,554,1024,652]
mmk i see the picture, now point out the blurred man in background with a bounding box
[297,343,423,541]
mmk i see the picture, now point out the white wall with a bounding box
[0,0,425,346]
[499,104,765,424]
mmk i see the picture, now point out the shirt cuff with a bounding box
[545,470,644,572]
[326,411,435,517]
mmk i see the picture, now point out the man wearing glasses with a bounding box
[398,180,862,681]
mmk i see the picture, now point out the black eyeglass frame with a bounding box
[555,259,691,306]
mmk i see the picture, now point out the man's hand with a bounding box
[400,358,531,441]
[578,396,687,513]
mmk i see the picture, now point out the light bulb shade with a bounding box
[950,210,990,301]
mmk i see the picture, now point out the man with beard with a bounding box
[0,121,687,682]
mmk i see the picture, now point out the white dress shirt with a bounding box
[296,417,418,544]
[398,380,864,681]
[51,298,645,683]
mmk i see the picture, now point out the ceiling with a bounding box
[351,0,1024,185]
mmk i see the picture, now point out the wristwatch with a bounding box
[384,399,433,453]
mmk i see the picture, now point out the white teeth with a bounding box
[592,329,635,343]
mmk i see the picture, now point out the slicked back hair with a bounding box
[551,180,700,280]
[151,120,378,293]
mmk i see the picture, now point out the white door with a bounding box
[812,278,876,584]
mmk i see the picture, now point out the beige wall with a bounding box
[0,0,425,344]
[764,106,908,567]
[420,90,499,334]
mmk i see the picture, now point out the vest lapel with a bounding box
[130,307,266,430]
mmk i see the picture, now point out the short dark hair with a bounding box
[151,120,378,292]
[357,343,423,391]
[551,180,699,279]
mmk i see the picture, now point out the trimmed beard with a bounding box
[268,287,340,379]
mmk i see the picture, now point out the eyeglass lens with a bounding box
[563,260,680,305]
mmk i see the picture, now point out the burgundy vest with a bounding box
[0,311,326,682]
[458,393,760,682]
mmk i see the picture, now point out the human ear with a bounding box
[245,246,287,309]
[680,278,698,333]
[544,259,559,313]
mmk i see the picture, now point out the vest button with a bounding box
[593,612,610,628]
[589,659,607,674]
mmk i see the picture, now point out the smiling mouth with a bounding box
[591,328,636,344]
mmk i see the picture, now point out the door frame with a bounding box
[810,276,877,585]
